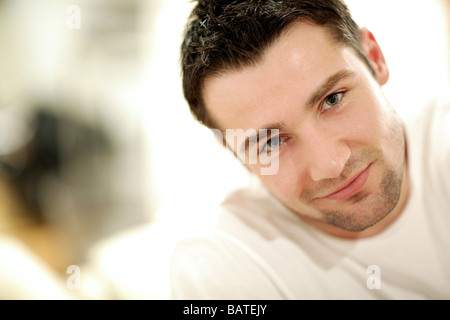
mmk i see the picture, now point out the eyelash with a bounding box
[320,91,346,113]
[259,135,288,155]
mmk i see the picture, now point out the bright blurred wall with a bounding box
[0,0,162,261]
[346,0,450,119]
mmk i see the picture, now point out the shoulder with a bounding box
[169,180,301,299]
[170,230,290,299]
[424,93,450,130]
[404,92,450,200]
[404,92,450,156]
[427,94,450,194]
[420,93,450,159]
[219,176,298,229]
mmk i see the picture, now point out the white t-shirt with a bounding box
[170,95,450,299]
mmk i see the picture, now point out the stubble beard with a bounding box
[321,165,404,232]
[320,112,407,232]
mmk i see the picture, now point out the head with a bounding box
[181,0,409,238]
[182,0,375,127]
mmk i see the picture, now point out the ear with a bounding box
[359,27,389,85]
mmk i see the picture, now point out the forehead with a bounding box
[202,22,356,131]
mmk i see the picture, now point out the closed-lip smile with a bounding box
[323,163,372,200]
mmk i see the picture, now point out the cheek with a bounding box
[348,107,381,142]
[336,92,387,146]
[252,154,305,203]
[341,94,404,168]
[381,112,405,165]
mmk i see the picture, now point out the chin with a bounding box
[325,175,403,232]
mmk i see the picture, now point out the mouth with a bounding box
[323,163,372,201]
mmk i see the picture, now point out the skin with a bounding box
[203,22,410,239]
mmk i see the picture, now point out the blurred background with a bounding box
[0,0,448,299]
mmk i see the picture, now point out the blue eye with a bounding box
[260,136,282,154]
[322,92,344,112]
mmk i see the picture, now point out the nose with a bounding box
[303,128,350,181]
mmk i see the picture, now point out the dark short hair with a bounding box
[181,0,375,128]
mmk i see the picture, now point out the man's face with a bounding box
[202,22,408,237]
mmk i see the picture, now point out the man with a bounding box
[171,0,450,299]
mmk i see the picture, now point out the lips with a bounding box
[324,164,372,201]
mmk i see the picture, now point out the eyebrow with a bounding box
[238,69,356,154]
